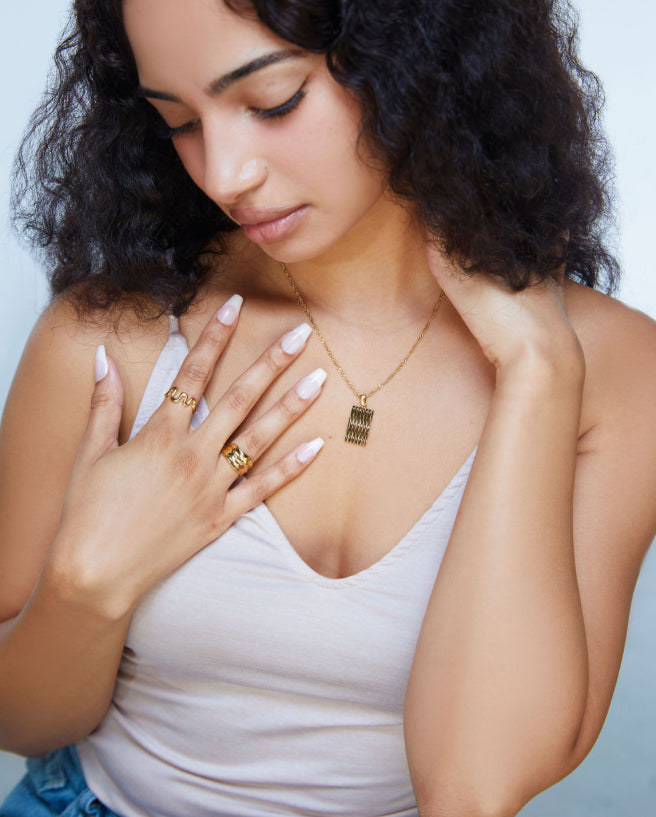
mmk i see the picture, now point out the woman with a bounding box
[1,1,655,815]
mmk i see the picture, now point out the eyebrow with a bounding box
[136,49,304,102]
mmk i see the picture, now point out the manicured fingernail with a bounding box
[296,437,325,464]
[217,294,243,326]
[95,345,108,382]
[296,368,327,400]
[281,322,312,355]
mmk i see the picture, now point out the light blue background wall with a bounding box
[1,1,654,812]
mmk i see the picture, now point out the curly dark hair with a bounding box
[12,0,618,317]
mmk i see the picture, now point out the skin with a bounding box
[1,2,655,815]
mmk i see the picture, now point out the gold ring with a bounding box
[165,386,198,412]
[221,442,253,476]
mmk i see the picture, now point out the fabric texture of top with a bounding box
[76,316,476,817]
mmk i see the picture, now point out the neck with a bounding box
[232,195,442,329]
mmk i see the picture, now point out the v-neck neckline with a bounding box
[248,447,476,586]
[135,317,476,586]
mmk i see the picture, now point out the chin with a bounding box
[250,233,341,266]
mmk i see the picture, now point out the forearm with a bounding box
[0,553,131,757]
[405,353,587,816]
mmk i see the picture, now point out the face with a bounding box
[123,0,389,264]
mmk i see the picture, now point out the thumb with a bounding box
[78,345,125,464]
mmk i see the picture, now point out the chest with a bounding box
[110,477,468,816]
[201,311,493,579]
[120,302,493,580]
[125,455,471,699]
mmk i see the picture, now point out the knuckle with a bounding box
[89,390,113,412]
[262,346,285,375]
[180,360,209,386]
[225,384,252,414]
[241,429,264,456]
[276,456,298,482]
[251,475,274,505]
[277,391,299,421]
[201,320,228,347]
[144,416,176,451]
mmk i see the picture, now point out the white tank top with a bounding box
[77,317,476,817]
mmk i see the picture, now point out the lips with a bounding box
[230,205,309,244]
[230,204,301,225]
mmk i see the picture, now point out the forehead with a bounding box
[122,0,288,87]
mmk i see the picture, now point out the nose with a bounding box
[202,130,268,206]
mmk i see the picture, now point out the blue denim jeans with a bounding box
[0,746,120,817]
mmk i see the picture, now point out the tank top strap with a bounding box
[129,315,209,439]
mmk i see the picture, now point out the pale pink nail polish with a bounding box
[281,323,312,355]
[296,438,325,464]
[95,345,108,382]
[296,368,327,400]
[217,294,243,326]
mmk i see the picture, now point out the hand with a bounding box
[426,245,584,377]
[47,297,325,618]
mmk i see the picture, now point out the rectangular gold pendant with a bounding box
[345,404,374,446]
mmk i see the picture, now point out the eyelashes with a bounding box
[154,80,308,141]
[155,119,200,140]
[251,81,307,122]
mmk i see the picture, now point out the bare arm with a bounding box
[0,297,325,756]
[404,262,656,817]
[0,301,127,754]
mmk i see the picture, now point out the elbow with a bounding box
[0,714,98,759]
[0,727,62,759]
[419,806,521,817]
[413,753,577,817]
[416,785,527,817]
[410,706,589,817]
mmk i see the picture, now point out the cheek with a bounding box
[282,84,383,204]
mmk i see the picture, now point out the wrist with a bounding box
[495,340,585,398]
[42,531,138,624]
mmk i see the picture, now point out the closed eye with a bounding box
[153,79,308,140]
[154,117,201,141]
[250,80,308,121]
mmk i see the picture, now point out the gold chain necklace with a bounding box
[281,262,445,447]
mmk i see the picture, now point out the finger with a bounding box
[226,437,325,516]
[218,367,327,476]
[77,346,124,465]
[204,322,313,437]
[160,294,243,422]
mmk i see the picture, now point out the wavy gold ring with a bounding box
[165,386,198,412]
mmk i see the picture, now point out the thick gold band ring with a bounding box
[221,442,254,476]
[165,386,198,412]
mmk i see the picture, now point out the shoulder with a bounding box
[16,294,171,442]
[24,293,169,363]
[0,295,170,620]
[565,280,656,352]
[565,282,656,428]
[565,282,656,563]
